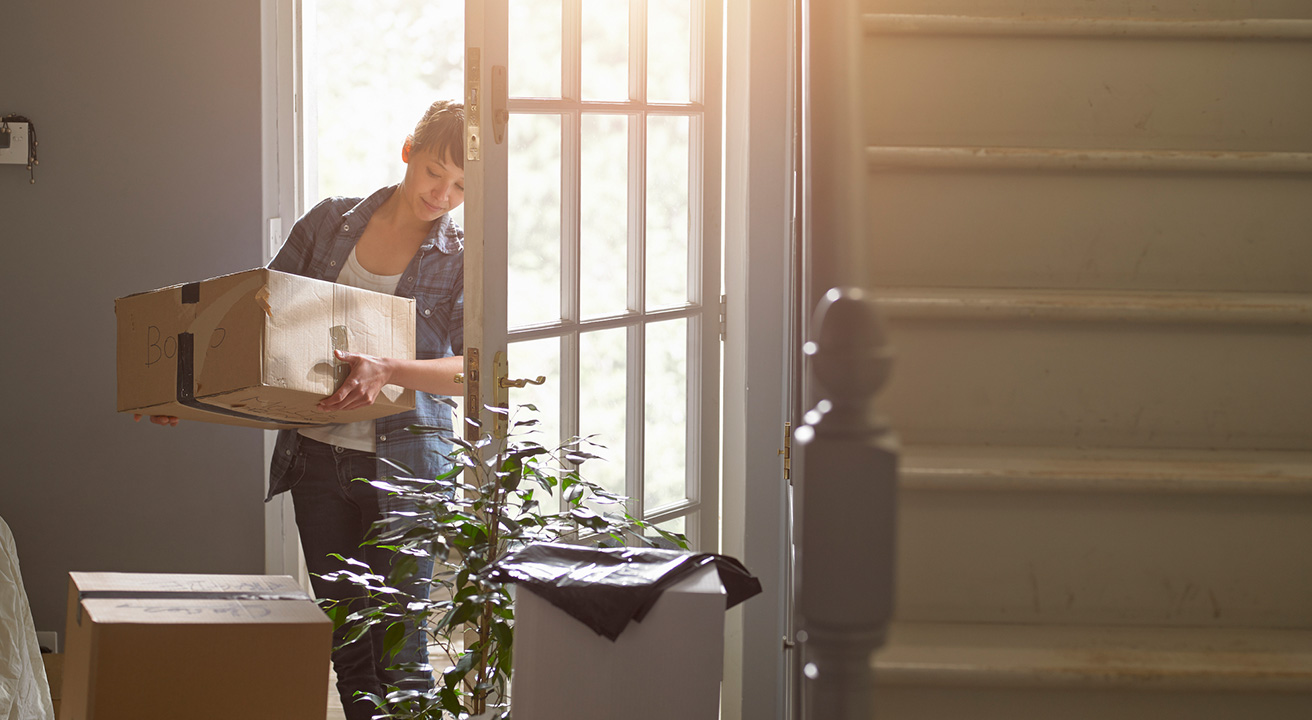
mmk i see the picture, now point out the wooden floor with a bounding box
[325,665,346,720]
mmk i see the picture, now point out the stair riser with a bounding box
[893,488,1312,627]
[877,321,1312,451]
[865,173,1312,293]
[863,35,1312,153]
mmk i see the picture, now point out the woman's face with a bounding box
[400,141,465,223]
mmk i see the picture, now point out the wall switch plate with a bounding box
[36,630,58,653]
[0,122,29,164]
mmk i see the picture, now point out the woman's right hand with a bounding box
[134,414,180,426]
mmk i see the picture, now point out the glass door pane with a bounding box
[490,0,719,549]
[579,327,628,498]
[646,114,691,308]
[509,0,562,98]
[644,317,688,511]
[508,113,563,327]
[579,114,631,319]
[508,336,562,454]
[647,0,692,103]
[581,0,630,100]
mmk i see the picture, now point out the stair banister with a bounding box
[796,287,899,719]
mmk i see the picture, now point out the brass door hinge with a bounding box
[463,347,480,441]
[465,48,481,161]
[719,294,727,342]
[492,65,508,144]
[780,421,792,482]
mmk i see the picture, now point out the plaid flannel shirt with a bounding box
[264,186,463,500]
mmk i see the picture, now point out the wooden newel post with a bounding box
[796,287,899,720]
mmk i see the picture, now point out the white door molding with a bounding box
[722,1,796,718]
[260,0,306,585]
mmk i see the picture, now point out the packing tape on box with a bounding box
[174,333,292,424]
[76,589,314,626]
[173,280,307,427]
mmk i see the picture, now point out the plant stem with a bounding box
[472,448,506,714]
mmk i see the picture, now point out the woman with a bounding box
[143,100,466,719]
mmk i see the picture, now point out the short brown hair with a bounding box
[411,100,465,167]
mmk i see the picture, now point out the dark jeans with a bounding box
[288,436,434,720]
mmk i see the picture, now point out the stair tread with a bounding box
[863,14,1312,40]
[872,286,1312,324]
[875,622,1312,690]
[900,445,1312,494]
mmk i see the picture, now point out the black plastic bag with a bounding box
[486,542,762,641]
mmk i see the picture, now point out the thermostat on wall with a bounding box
[0,122,29,164]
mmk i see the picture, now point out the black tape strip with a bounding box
[175,332,304,427]
[181,281,201,304]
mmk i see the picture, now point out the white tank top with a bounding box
[298,247,404,452]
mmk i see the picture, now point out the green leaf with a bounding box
[658,527,692,550]
[563,483,585,504]
[491,620,513,657]
[382,621,407,660]
[387,555,419,587]
[447,600,480,628]
[339,618,373,648]
[438,685,463,715]
[323,602,352,630]
[377,456,416,477]
[443,650,478,688]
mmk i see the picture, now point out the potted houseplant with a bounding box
[321,404,688,719]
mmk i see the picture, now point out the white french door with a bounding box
[464,0,722,549]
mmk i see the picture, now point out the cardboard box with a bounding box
[61,572,332,720]
[43,653,63,719]
[116,267,416,429]
[511,564,726,720]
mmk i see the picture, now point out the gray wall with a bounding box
[0,0,267,635]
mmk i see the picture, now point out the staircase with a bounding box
[842,1,1312,716]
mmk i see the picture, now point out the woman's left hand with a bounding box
[318,349,393,412]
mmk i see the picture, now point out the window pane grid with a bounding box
[507,0,708,537]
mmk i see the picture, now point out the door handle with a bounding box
[492,351,546,437]
[498,375,545,389]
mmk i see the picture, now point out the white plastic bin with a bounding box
[511,563,726,720]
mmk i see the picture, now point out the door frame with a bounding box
[260,0,307,585]
[261,0,798,714]
[721,0,797,718]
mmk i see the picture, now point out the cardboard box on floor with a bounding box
[116,267,416,429]
[61,572,332,720]
[43,653,63,719]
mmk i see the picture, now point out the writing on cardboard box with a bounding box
[145,325,228,367]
